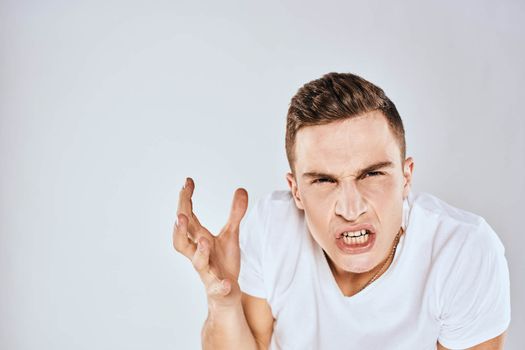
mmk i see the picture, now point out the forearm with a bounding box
[202,301,259,350]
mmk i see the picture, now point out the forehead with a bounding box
[294,111,400,173]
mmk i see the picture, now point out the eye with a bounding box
[364,171,384,178]
[312,177,335,184]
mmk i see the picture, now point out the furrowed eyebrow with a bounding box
[301,161,395,180]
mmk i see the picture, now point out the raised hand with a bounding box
[173,177,249,307]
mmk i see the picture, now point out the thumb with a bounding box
[224,188,248,233]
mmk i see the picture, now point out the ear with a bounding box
[286,172,305,210]
[402,157,414,198]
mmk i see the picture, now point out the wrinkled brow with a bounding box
[301,161,395,180]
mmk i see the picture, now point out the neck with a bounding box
[326,252,395,297]
[325,227,404,297]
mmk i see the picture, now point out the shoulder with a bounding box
[238,190,309,300]
[240,189,304,247]
[257,190,297,214]
[243,190,302,231]
[410,192,486,227]
[407,192,505,258]
[410,194,512,348]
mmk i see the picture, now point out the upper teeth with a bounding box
[342,229,367,238]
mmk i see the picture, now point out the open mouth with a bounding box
[336,229,376,253]
[338,229,371,245]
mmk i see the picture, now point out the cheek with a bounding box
[300,190,333,232]
[360,176,403,199]
[367,179,405,227]
[300,184,334,208]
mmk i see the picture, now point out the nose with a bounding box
[334,181,368,222]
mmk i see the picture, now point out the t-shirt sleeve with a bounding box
[238,196,268,299]
[437,219,511,349]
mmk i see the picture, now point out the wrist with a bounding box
[206,278,242,308]
[205,299,246,332]
[208,295,242,314]
[203,298,258,350]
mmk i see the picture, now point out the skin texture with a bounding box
[174,110,507,349]
[242,293,274,349]
[174,178,262,349]
[286,110,414,295]
[174,178,248,306]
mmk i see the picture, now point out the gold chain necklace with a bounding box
[355,226,405,294]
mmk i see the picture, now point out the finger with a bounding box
[191,236,211,275]
[190,237,232,297]
[223,188,249,234]
[172,213,196,259]
[177,177,204,233]
[191,237,223,286]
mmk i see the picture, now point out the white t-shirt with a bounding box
[238,190,511,350]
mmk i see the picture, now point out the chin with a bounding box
[336,254,376,274]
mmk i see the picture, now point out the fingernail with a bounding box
[198,240,206,252]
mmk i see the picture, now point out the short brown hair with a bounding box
[285,72,406,173]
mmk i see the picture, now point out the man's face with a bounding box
[286,111,414,275]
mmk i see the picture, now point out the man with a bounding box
[173,73,510,349]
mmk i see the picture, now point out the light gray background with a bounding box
[1,0,523,349]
